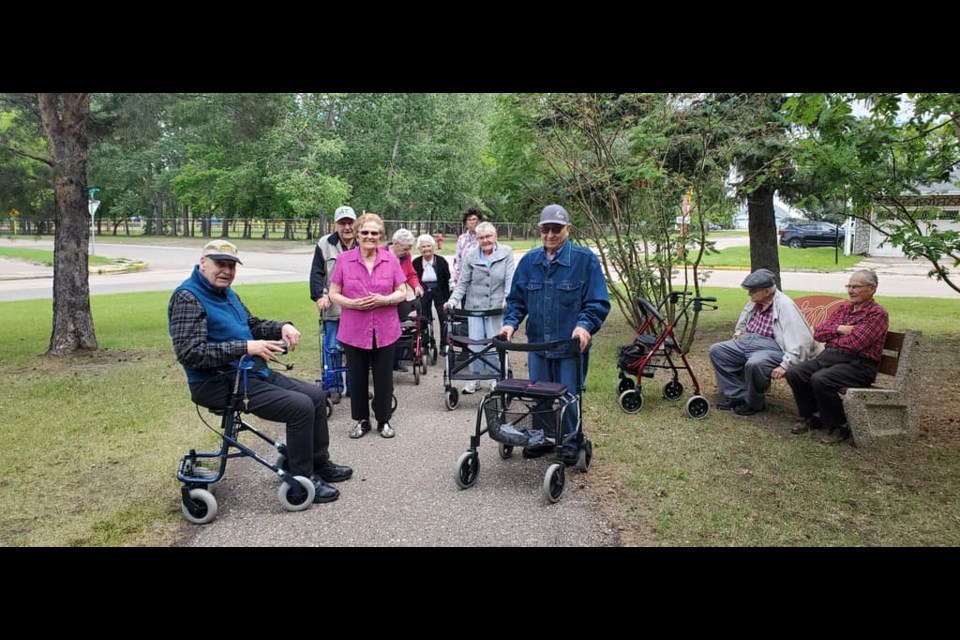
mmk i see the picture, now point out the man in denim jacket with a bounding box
[501,205,611,462]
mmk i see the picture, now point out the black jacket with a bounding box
[412,254,451,299]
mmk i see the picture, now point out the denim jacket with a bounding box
[504,241,611,358]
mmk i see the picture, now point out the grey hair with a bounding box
[392,228,415,246]
[854,269,879,287]
[416,234,436,249]
[475,221,497,236]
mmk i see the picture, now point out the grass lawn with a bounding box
[0,247,113,266]
[698,245,863,271]
[587,287,960,546]
[2,285,958,546]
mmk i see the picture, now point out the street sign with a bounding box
[89,200,101,216]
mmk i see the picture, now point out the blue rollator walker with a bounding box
[320,321,396,415]
[454,337,591,504]
[442,307,510,410]
[177,352,318,524]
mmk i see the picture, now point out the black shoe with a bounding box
[329,392,342,405]
[309,474,340,503]
[820,425,853,445]
[717,398,739,411]
[560,446,579,466]
[791,415,823,434]
[393,365,408,372]
[521,443,556,459]
[315,459,353,483]
[734,403,765,416]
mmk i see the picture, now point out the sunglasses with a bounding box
[358,230,381,237]
[540,224,565,234]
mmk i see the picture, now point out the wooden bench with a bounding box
[791,295,922,447]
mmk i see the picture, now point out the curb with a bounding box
[0,260,149,281]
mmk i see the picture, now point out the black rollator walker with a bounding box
[442,307,510,410]
[177,349,318,524]
[454,337,592,504]
[616,291,717,419]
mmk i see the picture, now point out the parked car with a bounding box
[779,222,844,248]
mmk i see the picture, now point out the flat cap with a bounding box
[741,268,776,289]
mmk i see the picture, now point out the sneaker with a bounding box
[187,464,218,479]
[462,381,479,394]
[378,422,396,438]
[487,380,497,391]
[393,364,409,373]
[329,392,342,405]
[349,419,371,439]
[308,474,340,503]
[521,443,556,459]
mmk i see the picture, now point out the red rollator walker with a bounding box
[616,291,717,419]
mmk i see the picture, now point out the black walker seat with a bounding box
[441,307,509,410]
[176,356,318,525]
[615,291,717,420]
[454,337,592,504]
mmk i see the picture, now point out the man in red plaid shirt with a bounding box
[786,269,889,444]
[709,268,816,416]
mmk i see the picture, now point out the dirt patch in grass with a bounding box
[20,349,149,376]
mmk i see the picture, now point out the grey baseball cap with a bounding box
[538,204,570,226]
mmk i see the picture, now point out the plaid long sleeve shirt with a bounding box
[168,289,289,371]
[814,300,889,362]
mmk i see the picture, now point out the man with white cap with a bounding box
[170,240,353,504]
[708,268,816,416]
[310,206,358,404]
[501,204,610,463]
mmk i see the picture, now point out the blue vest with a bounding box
[173,266,264,384]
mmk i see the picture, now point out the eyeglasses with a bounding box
[540,224,565,235]
[845,284,871,290]
[358,230,380,237]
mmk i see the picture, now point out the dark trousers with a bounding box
[191,369,329,478]
[343,340,396,425]
[784,349,878,431]
[421,283,448,347]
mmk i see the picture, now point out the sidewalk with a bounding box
[0,256,146,281]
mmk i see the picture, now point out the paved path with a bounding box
[179,343,619,547]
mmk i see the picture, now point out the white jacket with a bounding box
[733,290,816,370]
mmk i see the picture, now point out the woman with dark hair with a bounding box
[451,206,483,286]
[329,213,407,439]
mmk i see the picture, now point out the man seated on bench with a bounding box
[709,268,816,416]
[785,269,889,444]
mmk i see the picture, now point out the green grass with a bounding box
[588,292,960,546]
[0,247,113,266]
[698,245,863,271]
[2,283,958,546]
[0,284,323,546]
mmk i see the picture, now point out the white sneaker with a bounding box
[487,380,497,391]
[462,381,479,394]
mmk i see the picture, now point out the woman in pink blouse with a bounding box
[329,213,407,439]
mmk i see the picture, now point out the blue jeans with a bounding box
[322,319,349,394]
[527,351,587,444]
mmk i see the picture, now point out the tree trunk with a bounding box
[747,184,783,289]
[38,93,98,355]
[183,204,190,238]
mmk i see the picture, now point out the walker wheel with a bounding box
[278,475,315,511]
[182,488,218,525]
[445,388,459,411]
[498,443,513,459]
[662,380,684,400]
[430,343,439,365]
[325,397,334,419]
[619,389,643,414]
[413,365,420,385]
[543,463,566,503]
[618,377,636,394]
[454,451,480,489]
[685,395,710,420]
[576,439,593,472]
